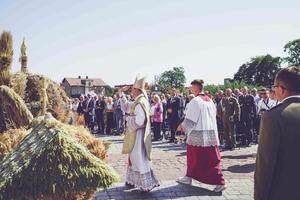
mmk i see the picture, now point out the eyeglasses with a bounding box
[260,92,266,95]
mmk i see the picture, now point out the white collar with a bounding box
[134,93,144,101]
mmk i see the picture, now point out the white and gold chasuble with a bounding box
[120,93,159,191]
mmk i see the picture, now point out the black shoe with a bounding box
[224,146,230,150]
[125,182,135,188]
[167,140,174,143]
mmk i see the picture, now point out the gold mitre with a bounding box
[133,75,148,99]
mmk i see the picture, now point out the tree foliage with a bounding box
[204,79,263,96]
[203,84,223,95]
[0,30,13,86]
[104,85,117,97]
[156,67,186,94]
[284,38,300,67]
[233,54,281,87]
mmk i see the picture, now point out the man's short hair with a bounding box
[260,88,267,92]
[251,88,257,92]
[276,67,300,93]
[191,79,204,89]
[191,79,204,91]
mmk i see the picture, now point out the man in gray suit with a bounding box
[254,67,300,200]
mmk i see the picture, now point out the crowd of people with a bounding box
[65,67,300,197]
[68,81,279,151]
[68,92,127,135]
[214,85,278,150]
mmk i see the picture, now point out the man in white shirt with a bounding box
[257,88,275,116]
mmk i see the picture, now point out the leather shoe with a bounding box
[125,182,135,188]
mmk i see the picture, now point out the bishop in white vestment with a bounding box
[120,76,160,192]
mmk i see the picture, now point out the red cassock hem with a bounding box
[186,144,225,185]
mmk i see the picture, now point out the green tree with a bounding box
[233,54,281,87]
[204,80,263,97]
[156,67,186,94]
[104,85,117,97]
[0,30,13,86]
[203,84,224,95]
[284,38,300,67]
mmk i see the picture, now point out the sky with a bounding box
[1,0,300,87]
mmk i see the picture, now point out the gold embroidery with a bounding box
[122,96,152,160]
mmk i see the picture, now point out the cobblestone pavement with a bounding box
[93,134,257,200]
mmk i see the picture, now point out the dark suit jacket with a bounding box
[77,101,84,114]
[95,99,106,116]
[166,96,180,119]
[254,97,300,200]
[238,94,256,121]
[83,99,94,115]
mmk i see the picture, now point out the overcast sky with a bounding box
[1,0,300,87]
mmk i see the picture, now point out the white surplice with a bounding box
[120,94,159,191]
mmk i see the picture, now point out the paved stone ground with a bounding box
[93,134,257,200]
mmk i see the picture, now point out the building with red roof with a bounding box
[62,76,107,98]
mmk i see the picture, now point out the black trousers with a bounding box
[153,122,162,141]
[240,119,253,145]
[168,116,179,141]
[84,114,93,131]
[106,112,115,134]
[96,112,105,133]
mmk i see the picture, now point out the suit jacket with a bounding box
[166,96,180,119]
[95,99,106,116]
[254,97,300,200]
[83,98,94,115]
[113,98,124,116]
[77,101,84,114]
[238,94,256,121]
